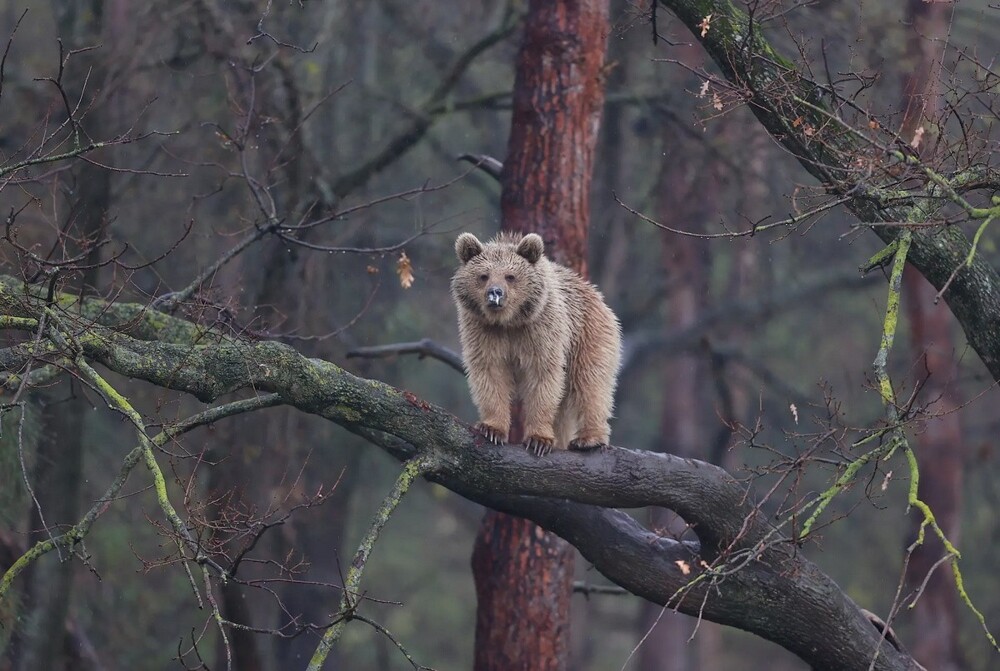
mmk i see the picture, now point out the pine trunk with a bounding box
[898,2,964,668]
[472,2,610,669]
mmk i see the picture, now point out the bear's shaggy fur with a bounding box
[451,231,621,455]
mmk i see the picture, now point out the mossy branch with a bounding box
[0,274,937,669]
[0,142,107,178]
[871,234,994,649]
[307,457,433,671]
[659,0,1000,384]
[0,390,280,602]
[873,231,911,416]
[902,442,997,650]
[800,431,899,538]
[801,232,911,537]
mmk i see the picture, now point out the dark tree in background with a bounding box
[472,1,610,669]
[899,2,964,668]
[9,2,115,669]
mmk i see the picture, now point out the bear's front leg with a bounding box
[520,366,565,457]
[467,357,514,446]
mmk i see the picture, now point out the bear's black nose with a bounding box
[486,286,505,307]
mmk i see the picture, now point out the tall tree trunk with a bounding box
[638,112,712,671]
[899,2,964,670]
[497,0,609,272]
[16,165,109,671]
[472,2,609,670]
[902,268,963,671]
[12,3,117,668]
[212,160,359,671]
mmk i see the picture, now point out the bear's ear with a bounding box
[516,233,544,264]
[456,233,484,263]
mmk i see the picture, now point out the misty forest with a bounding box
[2,1,1000,670]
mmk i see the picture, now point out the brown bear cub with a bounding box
[451,231,622,456]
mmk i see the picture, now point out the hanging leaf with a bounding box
[698,14,713,38]
[396,252,415,289]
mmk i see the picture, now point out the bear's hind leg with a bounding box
[566,371,615,452]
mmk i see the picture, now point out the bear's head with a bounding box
[451,232,548,326]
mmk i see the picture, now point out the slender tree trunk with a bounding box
[12,3,118,668]
[898,3,964,670]
[16,165,108,671]
[472,2,609,669]
[14,380,88,671]
[214,172,359,671]
[638,109,713,671]
[902,268,963,671]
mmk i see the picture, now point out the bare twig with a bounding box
[346,338,464,374]
[456,153,503,181]
[0,390,281,601]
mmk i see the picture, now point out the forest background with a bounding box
[0,1,999,670]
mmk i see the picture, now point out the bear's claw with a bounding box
[475,423,507,445]
[524,435,554,457]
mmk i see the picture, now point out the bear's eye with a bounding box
[479,274,489,282]
[505,274,515,282]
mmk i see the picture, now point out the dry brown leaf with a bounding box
[910,126,925,149]
[712,92,723,111]
[699,14,713,38]
[396,252,415,289]
[675,559,691,575]
[366,265,379,275]
[698,80,710,98]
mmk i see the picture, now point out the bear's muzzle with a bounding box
[486,286,505,308]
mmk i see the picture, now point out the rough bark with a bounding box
[473,2,611,670]
[499,0,610,272]
[0,285,923,671]
[472,514,575,671]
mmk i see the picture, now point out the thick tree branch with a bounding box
[658,0,1000,382]
[0,285,920,670]
[366,430,918,671]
